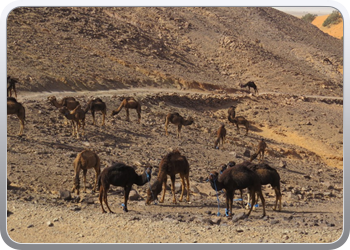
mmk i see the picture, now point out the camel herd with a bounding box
[7,78,283,219]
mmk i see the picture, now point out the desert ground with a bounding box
[6,87,343,244]
[5,6,344,247]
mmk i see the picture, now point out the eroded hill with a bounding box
[7,7,343,96]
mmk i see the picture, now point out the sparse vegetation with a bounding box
[323,10,342,27]
[301,13,317,23]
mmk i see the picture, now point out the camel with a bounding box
[48,96,79,110]
[227,106,236,121]
[241,81,258,94]
[228,116,249,135]
[7,97,25,136]
[48,96,80,125]
[7,76,18,98]
[246,163,282,211]
[59,105,86,138]
[71,149,101,195]
[208,162,266,218]
[214,124,226,149]
[84,98,107,126]
[111,97,141,123]
[164,112,194,138]
[146,150,190,204]
[250,139,268,163]
[98,163,153,213]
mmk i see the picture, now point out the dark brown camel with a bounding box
[208,162,266,218]
[111,97,141,123]
[59,105,86,138]
[250,139,268,163]
[165,112,194,138]
[7,97,25,136]
[7,76,18,98]
[214,124,226,149]
[71,150,101,195]
[241,81,258,94]
[247,163,282,211]
[98,163,153,213]
[228,116,249,135]
[84,98,107,126]
[146,150,190,204]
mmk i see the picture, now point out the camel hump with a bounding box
[7,97,17,102]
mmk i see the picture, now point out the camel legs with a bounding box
[125,108,130,122]
[273,186,282,211]
[102,111,106,126]
[91,111,96,125]
[160,179,167,203]
[246,188,256,217]
[225,190,234,218]
[165,119,169,136]
[137,109,141,124]
[99,186,113,213]
[170,175,177,204]
[177,124,182,138]
[123,186,131,212]
[82,169,87,193]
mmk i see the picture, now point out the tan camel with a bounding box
[71,149,101,195]
[7,76,18,98]
[214,124,226,149]
[228,116,249,135]
[7,97,25,136]
[59,105,86,138]
[111,97,141,123]
[146,149,190,204]
[84,98,107,126]
[165,112,194,138]
[250,139,268,163]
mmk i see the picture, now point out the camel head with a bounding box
[219,164,227,174]
[111,110,120,116]
[47,96,57,105]
[208,171,219,190]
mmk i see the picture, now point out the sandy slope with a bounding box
[312,15,343,39]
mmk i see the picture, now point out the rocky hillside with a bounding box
[7,7,343,96]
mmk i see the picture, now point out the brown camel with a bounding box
[111,97,141,123]
[250,139,268,163]
[246,163,282,211]
[7,76,18,98]
[227,105,236,121]
[228,116,249,135]
[84,98,107,126]
[146,150,190,204]
[48,96,80,110]
[48,96,80,125]
[240,81,258,94]
[59,105,86,138]
[214,124,226,149]
[7,97,25,136]
[208,162,266,218]
[71,149,101,195]
[98,163,153,213]
[165,112,194,138]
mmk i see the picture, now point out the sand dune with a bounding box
[312,14,343,39]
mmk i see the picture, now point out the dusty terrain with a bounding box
[5,7,343,246]
[6,87,343,244]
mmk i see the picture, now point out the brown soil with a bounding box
[7,88,343,244]
[6,7,343,246]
